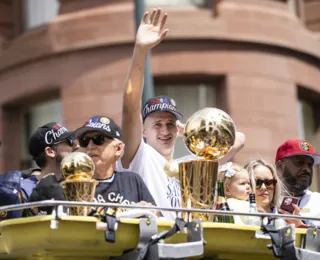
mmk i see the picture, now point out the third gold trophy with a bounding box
[177,108,236,221]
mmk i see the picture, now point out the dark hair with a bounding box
[34,144,60,168]
[34,153,47,168]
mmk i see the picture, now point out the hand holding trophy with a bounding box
[179,108,236,221]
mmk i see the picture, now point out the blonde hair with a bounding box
[244,159,283,211]
[218,163,251,191]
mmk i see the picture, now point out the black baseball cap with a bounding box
[74,116,122,140]
[28,122,74,158]
[142,96,183,121]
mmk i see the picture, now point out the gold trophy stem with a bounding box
[179,160,218,222]
[61,179,99,216]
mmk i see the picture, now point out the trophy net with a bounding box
[63,179,98,216]
[179,160,219,222]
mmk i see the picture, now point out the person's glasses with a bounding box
[79,135,109,148]
[54,138,73,147]
[256,179,277,190]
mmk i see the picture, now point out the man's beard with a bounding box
[54,152,65,182]
[55,152,64,166]
[282,167,312,196]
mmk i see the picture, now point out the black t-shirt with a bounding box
[94,171,156,206]
[29,174,65,215]
[28,171,156,216]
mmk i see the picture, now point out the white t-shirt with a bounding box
[297,190,320,226]
[117,140,181,220]
[227,198,250,225]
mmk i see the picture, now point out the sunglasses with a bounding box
[79,135,111,148]
[54,138,73,147]
[256,179,277,190]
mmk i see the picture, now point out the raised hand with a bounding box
[176,120,185,137]
[132,201,160,217]
[135,8,169,50]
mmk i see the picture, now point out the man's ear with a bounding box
[276,160,283,171]
[142,125,147,139]
[44,146,56,159]
[115,142,124,158]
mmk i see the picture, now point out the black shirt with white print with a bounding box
[93,171,156,213]
[29,174,65,216]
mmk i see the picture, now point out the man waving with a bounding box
[119,9,245,220]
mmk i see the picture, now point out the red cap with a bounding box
[275,139,320,164]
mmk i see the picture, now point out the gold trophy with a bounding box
[60,152,98,216]
[178,108,236,221]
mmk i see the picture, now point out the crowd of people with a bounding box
[0,8,319,228]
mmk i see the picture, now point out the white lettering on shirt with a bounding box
[167,177,181,208]
[94,192,130,205]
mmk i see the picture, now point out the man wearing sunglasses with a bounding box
[119,8,246,220]
[275,139,320,226]
[27,122,77,215]
[74,116,156,213]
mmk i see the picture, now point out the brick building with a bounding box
[0,0,319,188]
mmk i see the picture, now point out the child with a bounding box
[218,162,252,224]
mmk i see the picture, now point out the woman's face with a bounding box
[254,165,275,211]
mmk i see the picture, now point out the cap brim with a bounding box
[59,131,75,141]
[74,127,111,139]
[284,153,320,165]
[144,110,183,121]
[170,110,183,120]
[309,155,320,165]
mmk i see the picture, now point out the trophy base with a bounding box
[179,159,219,222]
